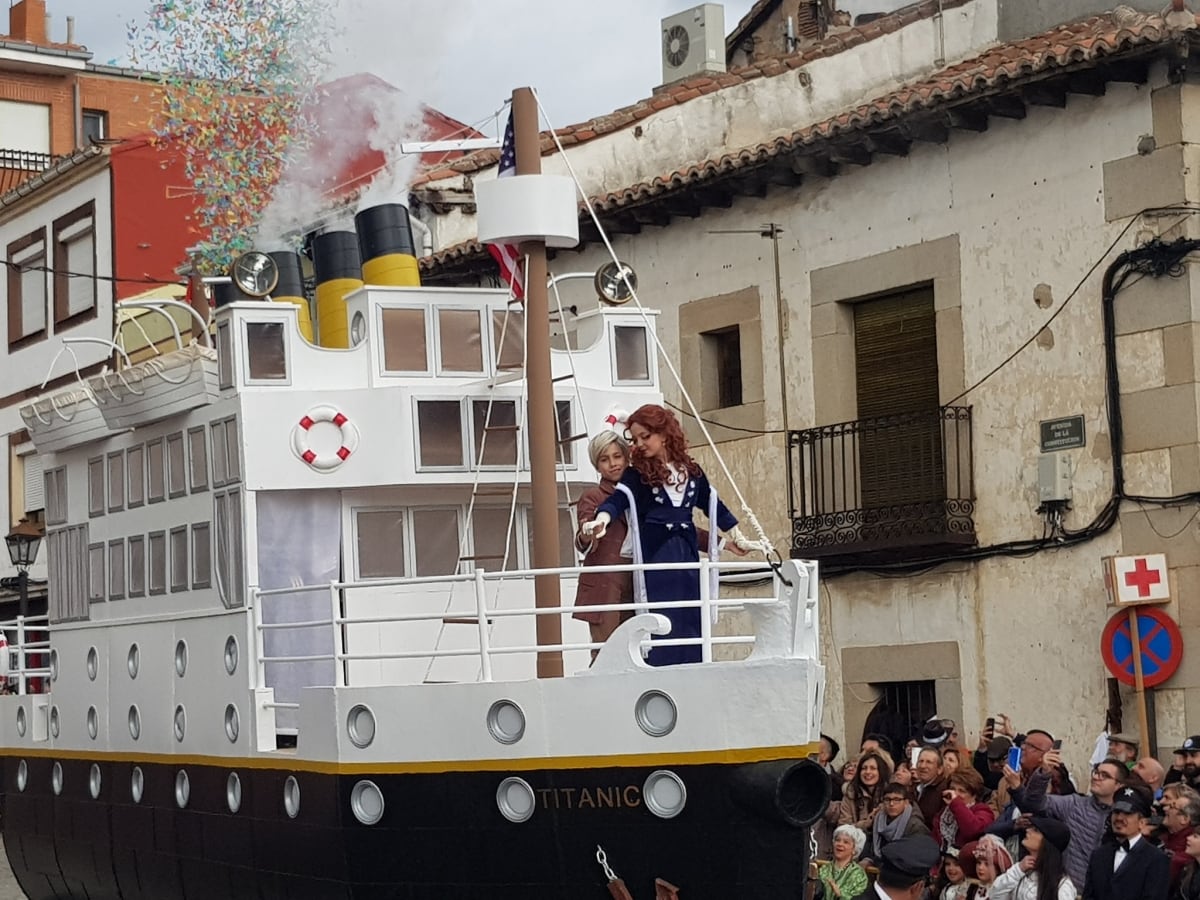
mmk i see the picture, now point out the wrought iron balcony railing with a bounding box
[788,406,976,566]
[0,149,56,194]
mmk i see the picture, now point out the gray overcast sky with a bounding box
[44,0,760,135]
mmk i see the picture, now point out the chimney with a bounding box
[7,0,49,45]
[65,15,74,45]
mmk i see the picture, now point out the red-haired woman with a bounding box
[581,404,760,665]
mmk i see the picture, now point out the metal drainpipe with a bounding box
[409,213,434,257]
[934,0,946,68]
[73,79,82,148]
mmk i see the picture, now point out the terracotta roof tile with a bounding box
[421,9,1188,274]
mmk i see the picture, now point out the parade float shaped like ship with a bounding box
[1,93,828,900]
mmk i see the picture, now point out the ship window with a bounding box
[109,539,125,600]
[214,489,243,607]
[613,325,651,383]
[107,451,125,513]
[147,439,165,503]
[88,456,104,517]
[438,308,483,372]
[127,446,144,508]
[170,526,188,592]
[211,420,228,486]
[188,428,208,492]
[526,507,576,569]
[88,543,105,602]
[555,400,574,465]
[412,509,460,577]
[192,523,211,589]
[416,400,464,468]
[472,400,519,467]
[471,508,519,572]
[44,466,67,526]
[47,524,89,623]
[218,321,234,389]
[128,535,145,597]
[355,509,405,579]
[167,433,186,498]
[245,322,288,381]
[148,531,166,595]
[381,308,428,371]
[224,419,241,482]
[492,310,524,371]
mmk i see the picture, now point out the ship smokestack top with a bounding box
[269,251,306,298]
[355,203,416,263]
[312,232,362,284]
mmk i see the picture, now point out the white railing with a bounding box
[251,558,817,690]
[0,615,53,696]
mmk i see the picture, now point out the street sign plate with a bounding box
[1040,415,1085,452]
[1101,607,1183,688]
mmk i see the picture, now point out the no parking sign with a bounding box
[1101,606,1183,688]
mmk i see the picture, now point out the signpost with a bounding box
[1040,415,1086,452]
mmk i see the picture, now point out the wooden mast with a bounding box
[512,87,564,678]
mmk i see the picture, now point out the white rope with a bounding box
[530,90,777,556]
[548,276,588,526]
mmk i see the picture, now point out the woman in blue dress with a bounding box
[581,404,761,666]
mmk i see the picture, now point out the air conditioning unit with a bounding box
[661,3,726,85]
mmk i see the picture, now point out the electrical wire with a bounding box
[665,399,785,436]
[3,258,184,289]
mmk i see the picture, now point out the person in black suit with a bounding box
[846,833,939,900]
[1082,784,1170,900]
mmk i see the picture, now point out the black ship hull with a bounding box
[2,755,824,899]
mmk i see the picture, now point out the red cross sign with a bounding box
[1106,554,1170,605]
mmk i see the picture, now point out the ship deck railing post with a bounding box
[15,614,25,696]
[250,588,268,691]
[699,559,713,664]
[474,569,493,682]
[329,581,347,688]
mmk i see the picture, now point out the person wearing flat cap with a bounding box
[1082,784,1169,900]
[1106,733,1139,768]
[990,816,1076,899]
[847,834,939,900]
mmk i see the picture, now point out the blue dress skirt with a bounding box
[595,467,737,666]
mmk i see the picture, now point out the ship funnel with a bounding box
[729,758,832,828]
[213,281,255,308]
[312,232,363,349]
[354,203,421,287]
[269,251,314,343]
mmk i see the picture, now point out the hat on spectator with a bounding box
[920,718,950,746]
[1108,733,1139,750]
[986,735,1013,761]
[878,835,940,886]
[1112,785,1154,817]
[1030,816,1071,853]
[1178,735,1200,752]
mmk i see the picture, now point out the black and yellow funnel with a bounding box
[312,232,362,349]
[269,251,314,342]
[355,203,421,287]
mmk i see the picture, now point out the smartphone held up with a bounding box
[1007,745,1023,771]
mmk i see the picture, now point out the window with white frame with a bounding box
[87,456,104,517]
[471,399,519,467]
[437,308,483,372]
[52,201,97,328]
[613,325,651,383]
[471,507,519,571]
[170,526,188,592]
[380,307,428,372]
[492,309,524,370]
[416,400,464,467]
[412,508,460,577]
[245,322,288,381]
[147,438,165,503]
[108,539,125,600]
[356,509,405,579]
[188,427,208,492]
[167,432,186,498]
[19,449,43,516]
[7,228,47,348]
[107,451,124,513]
[192,523,211,589]
[148,531,166,595]
[88,543,105,602]
[213,489,243,607]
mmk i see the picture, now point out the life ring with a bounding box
[291,405,359,471]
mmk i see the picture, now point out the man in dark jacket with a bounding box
[1082,785,1170,900]
[848,834,939,900]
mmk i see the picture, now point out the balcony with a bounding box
[0,149,55,194]
[788,406,976,567]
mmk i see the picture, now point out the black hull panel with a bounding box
[2,757,817,899]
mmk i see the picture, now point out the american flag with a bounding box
[486,113,525,301]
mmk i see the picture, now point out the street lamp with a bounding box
[6,518,42,618]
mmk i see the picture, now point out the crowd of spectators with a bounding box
[811,716,1200,899]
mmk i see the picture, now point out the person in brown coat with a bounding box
[572,430,634,657]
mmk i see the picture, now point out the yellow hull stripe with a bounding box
[0,742,821,776]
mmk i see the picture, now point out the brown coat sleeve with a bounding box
[574,489,601,553]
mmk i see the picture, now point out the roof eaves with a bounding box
[0,146,108,209]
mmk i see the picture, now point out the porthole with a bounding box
[175,770,190,808]
[226,772,242,813]
[131,766,144,803]
[347,704,376,749]
[173,705,186,742]
[87,706,98,740]
[284,776,301,819]
[350,780,385,825]
[51,762,62,796]
[643,770,687,819]
[224,636,239,675]
[224,704,239,743]
[16,760,27,792]
[48,649,57,683]
[174,640,188,677]
[86,647,98,681]
[127,644,140,679]
[15,706,26,738]
[128,705,141,741]
[635,690,677,738]
[496,776,536,823]
[89,764,101,799]
[350,310,367,346]
[49,706,59,739]
[486,700,526,745]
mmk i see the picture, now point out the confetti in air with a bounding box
[128,0,338,272]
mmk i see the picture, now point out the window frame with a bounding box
[609,322,654,386]
[51,201,98,330]
[106,450,125,513]
[191,522,212,589]
[148,530,167,596]
[376,304,433,376]
[434,305,487,375]
[7,227,48,349]
[166,432,187,499]
[242,320,291,384]
[169,525,189,593]
[413,397,468,471]
[87,455,105,518]
[187,426,208,492]
[108,538,126,601]
[128,534,146,598]
[81,109,108,143]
